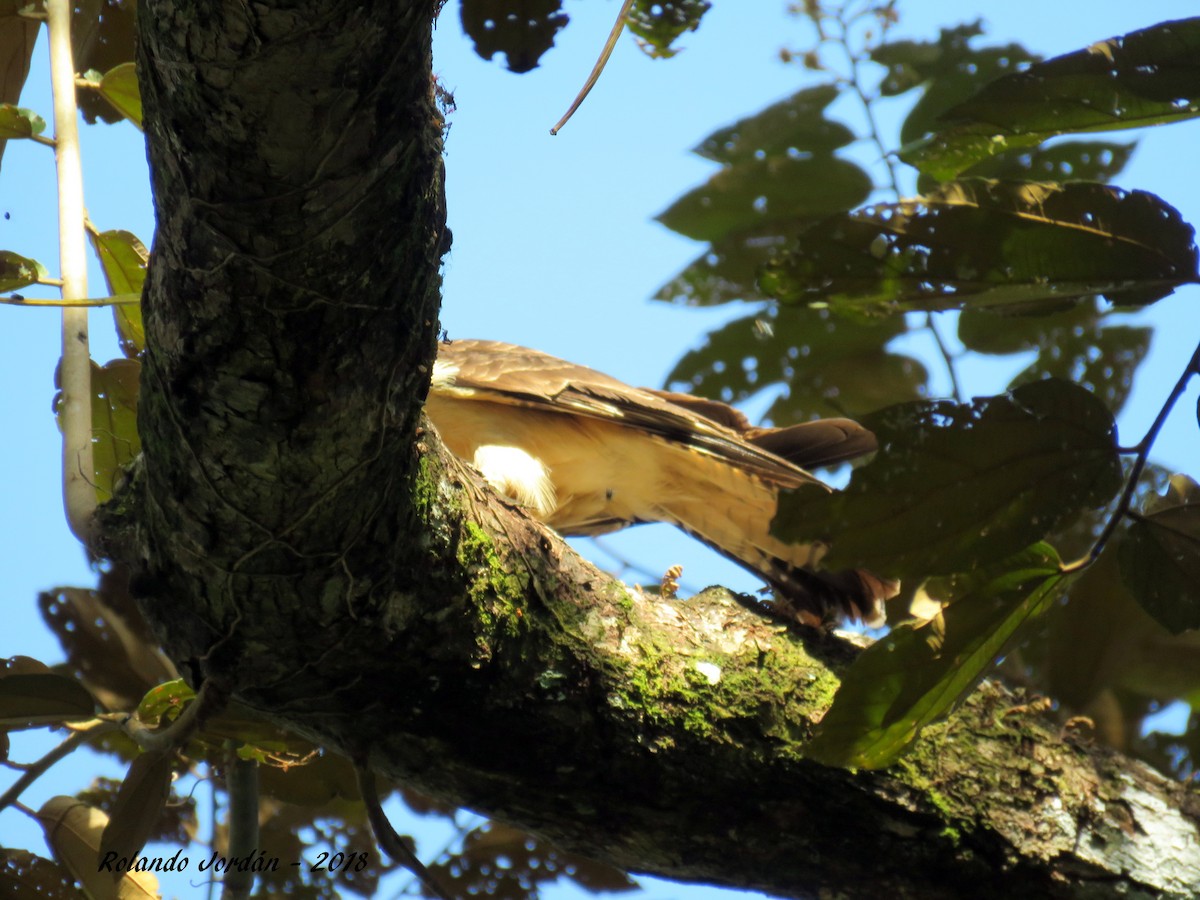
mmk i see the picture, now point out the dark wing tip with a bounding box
[748,418,877,470]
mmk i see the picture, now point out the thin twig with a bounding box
[925,312,963,403]
[0,719,118,811]
[1,292,137,307]
[124,680,215,751]
[550,0,635,135]
[1061,340,1200,574]
[356,766,453,900]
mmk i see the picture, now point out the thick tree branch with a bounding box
[106,1,1200,898]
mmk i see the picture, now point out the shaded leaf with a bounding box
[428,821,638,899]
[100,751,174,875]
[871,23,1037,146]
[0,5,40,170]
[39,586,176,713]
[904,18,1200,180]
[759,179,1199,313]
[1120,474,1200,633]
[36,796,159,900]
[692,84,854,164]
[97,62,141,129]
[808,547,1068,769]
[0,102,44,138]
[78,775,198,847]
[0,656,96,726]
[0,847,80,899]
[961,140,1135,184]
[72,0,138,125]
[626,0,709,58]
[0,249,45,291]
[665,308,926,422]
[656,155,871,243]
[460,0,568,73]
[89,229,147,357]
[773,379,1122,578]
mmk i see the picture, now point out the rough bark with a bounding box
[105,1,1200,897]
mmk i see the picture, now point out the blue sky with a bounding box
[2,2,1199,897]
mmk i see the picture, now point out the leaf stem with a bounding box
[47,0,96,547]
[550,0,635,135]
[1061,339,1200,574]
[356,766,452,900]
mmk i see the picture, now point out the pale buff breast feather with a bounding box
[424,339,897,627]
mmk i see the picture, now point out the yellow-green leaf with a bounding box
[36,796,160,900]
[89,230,148,357]
[98,63,141,130]
[0,249,45,291]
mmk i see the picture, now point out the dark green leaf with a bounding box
[656,155,871,243]
[0,9,41,170]
[665,308,924,421]
[89,230,147,357]
[0,657,96,726]
[0,848,80,899]
[0,102,44,138]
[960,140,1136,184]
[692,84,855,164]
[773,379,1122,578]
[1120,474,1200,633]
[759,179,1199,313]
[460,0,568,73]
[100,750,173,875]
[97,62,141,128]
[0,249,45,290]
[808,549,1068,769]
[72,0,138,125]
[626,0,709,59]
[871,24,1038,146]
[904,18,1200,179]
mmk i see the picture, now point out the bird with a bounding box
[423,339,897,627]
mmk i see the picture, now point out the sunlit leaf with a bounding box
[692,84,854,164]
[773,379,1122,578]
[89,230,147,357]
[86,358,142,502]
[0,102,44,138]
[759,179,1199,313]
[904,18,1200,179]
[100,751,174,875]
[134,678,195,726]
[656,155,871,242]
[0,249,45,290]
[97,62,141,129]
[460,0,568,73]
[72,0,138,125]
[1120,474,1200,633]
[626,0,709,59]
[36,796,159,899]
[0,657,96,726]
[808,547,1068,769]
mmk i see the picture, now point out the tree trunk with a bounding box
[105,1,1200,897]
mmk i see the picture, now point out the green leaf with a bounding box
[0,103,45,138]
[904,18,1200,180]
[1120,474,1200,634]
[759,179,1199,313]
[89,230,148,357]
[959,140,1135,185]
[656,155,871,243]
[807,550,1068,769]
[626,0,709,59]
[459,0,568,73]
[135,678,195,727]
[0,249,46,291]
[665,308,925,422]
[692,84,855,164]
[100,751,174,874]
[97,62,142,129]
[0,657,96,726]
[773,379,1122,578]
[87,358,142,503]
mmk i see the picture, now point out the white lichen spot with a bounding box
[694,661,722,685]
